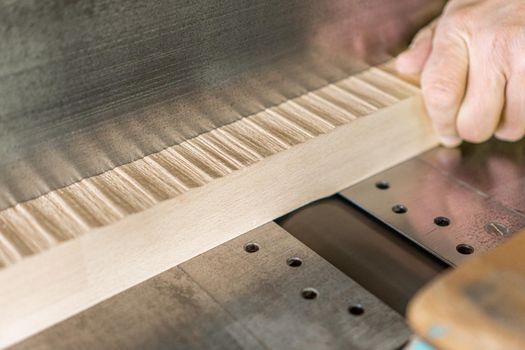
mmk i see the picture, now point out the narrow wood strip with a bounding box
[299,94,356,125]
[221,121,287,158]
[274,103,334,135]
[57,182,123,227]
[189,137,244,171]
[0,213,45,256]
[248,112,311,146]
[336,77,399,108]
[372,66,421,90]
[212,128,264,163]
[357,69,418,99]
[182,141,234,175]
[88,172,154,214]
[315,85,377,117]
[10,207,58,249]
[0,233,20,266]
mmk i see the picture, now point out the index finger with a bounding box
[421,25,469,147]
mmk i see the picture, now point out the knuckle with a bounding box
[446,8,475,28]
[434,21,462,43]
[479,28,513,61]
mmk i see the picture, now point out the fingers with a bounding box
[398,0,525,146]
[455,53,506,143]
[396,22,436,75]
[495,74,525,141]
[420,27,469,147]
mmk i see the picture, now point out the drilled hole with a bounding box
[348,304,365,316]
[456,244,474,255]
[392,204,407,214]
[434,216,451,227]
[301,288,319,300]
[244,243,260,253]
[375,181,390,190]
[287,257,303,267]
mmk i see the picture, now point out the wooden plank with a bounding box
[0,64,438,348]
[10,223,409,350]
[407,230,525,350]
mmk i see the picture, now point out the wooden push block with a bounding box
[408,230,525,350]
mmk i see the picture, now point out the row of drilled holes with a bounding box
[376,180,475,255]
[243,242,365,316]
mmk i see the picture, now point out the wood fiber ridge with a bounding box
[0,63,418,267]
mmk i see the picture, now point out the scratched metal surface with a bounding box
[0,0,445,209]
[9,223,410,350]
[341,139,525,266]
[418,139,525,215]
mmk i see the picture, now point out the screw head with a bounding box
[484,222,509,237]
[434,216,451,227]
[348,304,365,316]
[375,181,390,190]
[392,204,407,214]
[301,288,319,300]
[287,257,303,267]
[456,244,474,255]
[244,243,260,253]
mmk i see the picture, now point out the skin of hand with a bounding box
[396,0,525,147]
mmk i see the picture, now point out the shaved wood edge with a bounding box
[0,62,419,266]
[0,95,437,348]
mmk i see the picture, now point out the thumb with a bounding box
[396,20,437,75]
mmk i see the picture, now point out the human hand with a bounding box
[396,0,525,147]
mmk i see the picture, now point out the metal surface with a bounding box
[277,197,447,314]
[418,139,525,215]
[9,223,410,350]
[341,139,525,266]
[0,0,445,209]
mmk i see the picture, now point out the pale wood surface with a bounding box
[0,63,438,347]
[408,230,525,350]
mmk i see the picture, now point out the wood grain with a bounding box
[0,62,421,267]
[0,62,438,348]
[408,229,525,350]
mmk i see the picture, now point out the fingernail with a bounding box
[439,136,462,148]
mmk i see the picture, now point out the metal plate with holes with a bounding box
[10,223,409,350]
[340,140,525,266]
[277,196,447,314]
